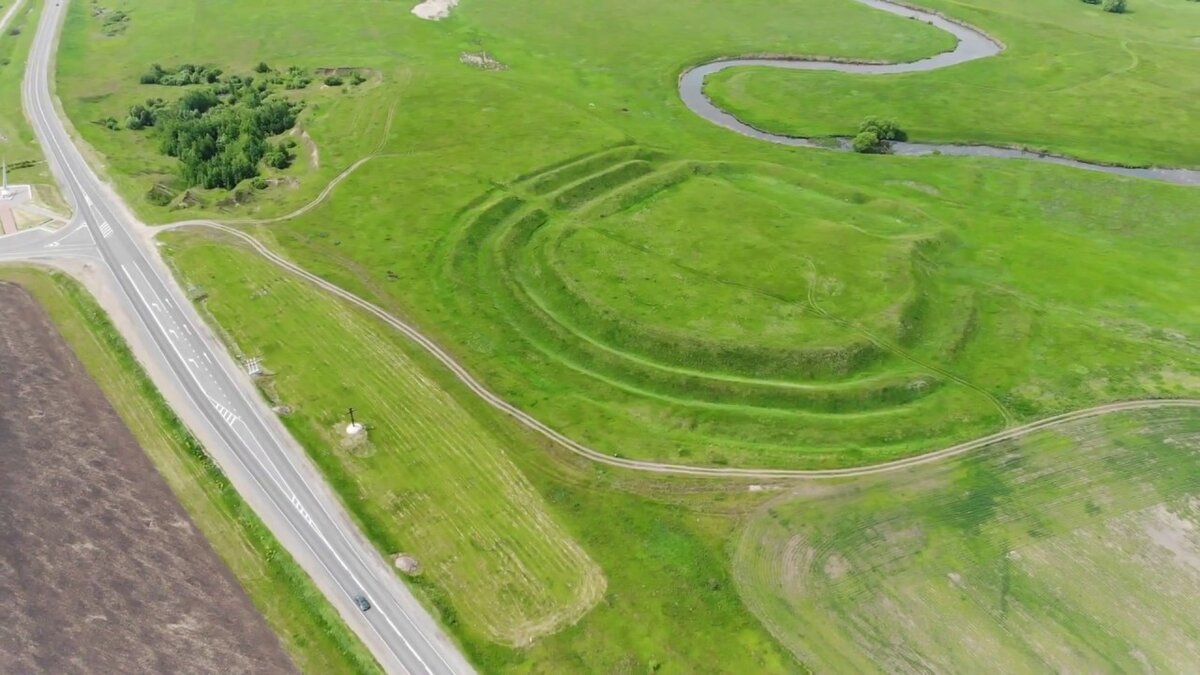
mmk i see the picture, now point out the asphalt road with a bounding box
[3,2,473,673]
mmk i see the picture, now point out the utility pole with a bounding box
[346,407,363,435]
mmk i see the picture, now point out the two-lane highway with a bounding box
[17,2,472,672]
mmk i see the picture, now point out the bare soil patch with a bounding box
[0,282,296,674]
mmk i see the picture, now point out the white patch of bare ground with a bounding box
[412,0,458,21]
[460,52,507,71]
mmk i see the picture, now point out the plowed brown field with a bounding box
[0,281,296,674]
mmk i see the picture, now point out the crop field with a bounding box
[0,267,380,674]
[733,406,1200,672]
[160,229,795,672]
[0,279,296,674]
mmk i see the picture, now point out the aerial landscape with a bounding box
[0,0,1197,672]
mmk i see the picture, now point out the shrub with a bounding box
[858,116,907,142]
[1102,0,1126,12]
[349,72,366,86]
[264,142,294,170]
[254,61,271,73]
[852,131,884,154]
[323,75,343,86]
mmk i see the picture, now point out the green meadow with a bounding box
[734,406,1200,672]
[706,0,1200,167]
[160,228,796,673]
[47,0,1200,669]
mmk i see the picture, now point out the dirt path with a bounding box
[157,221,1200,480]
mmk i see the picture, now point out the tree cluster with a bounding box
[251,64,313,90]
[140,63,224,86]
[126,71,302,189]
[852,116,907,154]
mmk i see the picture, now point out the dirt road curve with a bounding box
[0,281,296,674]
[166,222,1200,480]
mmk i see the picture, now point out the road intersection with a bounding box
[0,2,472,673]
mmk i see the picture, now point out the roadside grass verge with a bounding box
[157,230,799,673]
[160,229,606,648]
[0,265,381,675]
[734,406,1200,672]
[0,0,65,209]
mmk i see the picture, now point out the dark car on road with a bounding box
[354,594,371,612]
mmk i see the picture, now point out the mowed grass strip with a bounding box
[734,406,1200,673]
[160,230,605,647]
[0,266,379,675]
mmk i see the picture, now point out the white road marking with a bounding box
[98,220,113,238]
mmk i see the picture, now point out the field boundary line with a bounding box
[158,220,1200,480]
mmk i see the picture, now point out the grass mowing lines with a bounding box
[160,231,604,647]
[0,267,379,674]
[436,146,1002,467]
[733,407,1200,672]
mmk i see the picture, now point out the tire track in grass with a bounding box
[162,221,1200,479]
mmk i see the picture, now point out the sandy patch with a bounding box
[1143,504,1200,572]
[460,51,507,71]
[412,0,458,21]
[823,553,850,580]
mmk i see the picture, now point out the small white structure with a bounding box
[346,422,365,435]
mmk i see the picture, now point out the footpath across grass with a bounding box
[0,265,381,675]
[159,229,799,673]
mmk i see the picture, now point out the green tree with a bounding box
[859,116,906,142]
[852,131,883,154]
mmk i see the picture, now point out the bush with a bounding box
[323,75,343,86]
[852,131,884,154]
[1081,0,1100,4]
[264,142,294,170]
[858,116,907,142]
[254,61,271,73]
[1102,0,1126,11]
[349,72,366,86]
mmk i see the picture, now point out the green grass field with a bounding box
[734,406,1200,672]
[47,0,1200,669]
[0,0,65,211]
[161,229,605,647]
[0,266,380,675]
[55,0,1200,470]
[160,229,795,672]
[705,0,1200,167]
